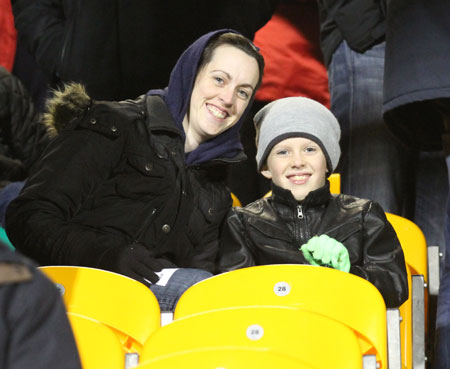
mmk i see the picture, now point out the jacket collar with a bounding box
[144,95,247,165]
[145,95,182,135]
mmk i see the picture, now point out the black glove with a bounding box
[0,155,26,181]
[98,243,164,285]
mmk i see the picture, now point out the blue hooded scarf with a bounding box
[147,29,259,165]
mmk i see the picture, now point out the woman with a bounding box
[5,30,264,311]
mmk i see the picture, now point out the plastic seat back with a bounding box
[231,192,242,207]
[136,347,315,369]
[329,172,341,193]
[68,313,124,369]
[175,264,387,368]
[385,213,428,369]
[40,266,160,353]
[385,213,427,279]
[141,306,362,369]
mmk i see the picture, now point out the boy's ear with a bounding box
[260,165,272,180]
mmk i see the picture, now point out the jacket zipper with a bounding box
[134,207,157,243]
[295,205,308,243]
[297,205,304,219]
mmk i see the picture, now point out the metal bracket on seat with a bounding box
[427,245,441,296]
[412,275,426,369]
[387,308,402,369]
[363,354,378,369]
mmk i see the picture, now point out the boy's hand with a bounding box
[300,235,351,272]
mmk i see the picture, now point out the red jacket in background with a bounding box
[0,0,16,71]
[254,0,330,107]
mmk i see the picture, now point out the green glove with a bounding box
[300,234,351,272]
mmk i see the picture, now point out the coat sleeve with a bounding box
[12,0,66,79]
[0,67,49,171]
[318,0,386,53]
[351,201,409,308]
[216,208,256,274]
[5,119,127,267]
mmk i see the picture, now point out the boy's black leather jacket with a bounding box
[218,181,408,308]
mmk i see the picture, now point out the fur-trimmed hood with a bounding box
[43,83,91,137]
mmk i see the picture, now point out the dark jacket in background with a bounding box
[0,243,81,369]
[383,0,450,151]
[12,0,277,101]
[218,182,408,308]
[317,0,386,66]
[0,66,49,188]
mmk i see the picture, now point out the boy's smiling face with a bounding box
[261,137,328,201]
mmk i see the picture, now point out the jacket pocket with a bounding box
[324,219,362,243]
[187,186,230,246]
[115,152,169,198]
[248,217,294,243]
[126,151,167,177]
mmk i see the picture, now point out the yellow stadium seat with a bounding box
[175,264,387,368]
[135,347,316,369]
[39,266,161,354]
[385,213,428,369]
[386,213,427,280]
[140,306,362,369]
[68,313,124,369]
[329,172,341,193]
[231,192,242,207]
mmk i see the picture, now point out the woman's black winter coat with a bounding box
[6,85,237,273]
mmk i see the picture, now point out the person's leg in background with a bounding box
[414,150,448,250]
[434,194,450,368]
[328,41,413,216]
[149,268,213,312]
[0,181,26,229]
[434,102,450,369]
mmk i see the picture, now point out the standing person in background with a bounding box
[11,0,277,101]
[382,1,450,366]
[0,0,16,72]
[227,0,329,205]
[317,0,448,250]
[6,30,264,312]
[0,66,50,231]
[0,241,82,369]
[0,66,49,189]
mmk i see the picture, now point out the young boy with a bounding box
[217,96,408,308]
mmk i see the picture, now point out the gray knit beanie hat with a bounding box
[254,96,341,173]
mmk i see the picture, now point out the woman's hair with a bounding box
[197,32,265,90]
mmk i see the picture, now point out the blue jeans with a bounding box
[434,155,450,368]
[0,181,26,228]
[149,268,212,312]
[328,41,447,247]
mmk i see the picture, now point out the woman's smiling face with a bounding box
[183,44,259,151]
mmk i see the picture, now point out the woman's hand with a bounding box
[98,243,165,285]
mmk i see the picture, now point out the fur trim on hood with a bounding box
[43,83,91,137]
